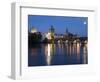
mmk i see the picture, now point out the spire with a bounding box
[49,25,55,33]
[66,27,68,34]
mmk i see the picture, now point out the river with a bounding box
[28,43,88,66]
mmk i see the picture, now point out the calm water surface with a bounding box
[28,43,88,66]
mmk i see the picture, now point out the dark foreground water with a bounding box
[28,43,88,66]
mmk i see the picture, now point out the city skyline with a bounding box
[28,15,88,66]
[28,15,88,37]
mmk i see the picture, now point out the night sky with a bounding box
[28,15,88,37]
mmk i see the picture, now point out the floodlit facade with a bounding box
[31,27,37,33]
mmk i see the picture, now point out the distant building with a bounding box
[30,27,37,33]
[54,34,64,38]
[46,32,52,40]
[46,25,55,40]
[41,33,47,40]
[49,25,55,33]
[66,28,69,35]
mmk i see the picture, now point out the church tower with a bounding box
[66,28,68,35]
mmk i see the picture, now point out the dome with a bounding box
[31,27,37,33]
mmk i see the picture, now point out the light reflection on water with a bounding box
[28,43,88,66]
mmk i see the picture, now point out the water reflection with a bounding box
[28,43,88,66]
[83,44,88,64]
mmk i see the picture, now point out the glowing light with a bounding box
[73,40,77,44]
[44,44,48,56]
[31,28,37,33]
[84,40,87,44]
[47,44,51,57]
[84,21,87,25]
[45,44,51,65]
[65,40,68,43]
[58,40,61,43]
[72,44,75,54]
[76,43,80,55]
[83,46,87,64]
[46,32,52,40]
[46,56,51,65]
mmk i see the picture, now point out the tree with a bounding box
[43,37,48,43]
[29,32,42,44]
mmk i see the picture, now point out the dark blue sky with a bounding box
[28,15,88,37]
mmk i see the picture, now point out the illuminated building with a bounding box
[30,27,37,33]
[46,32,52,40]
[46,25,55,40]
